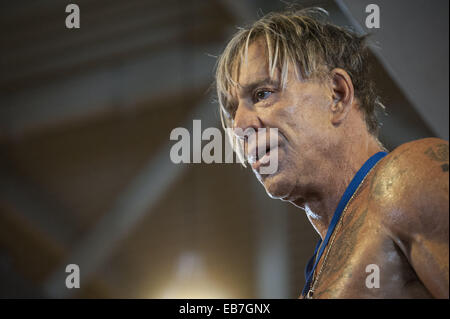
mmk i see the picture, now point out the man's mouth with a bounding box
[245,128,281,173]
[251,146,278,171]
[247,143,271,164]
[247,143,278,171]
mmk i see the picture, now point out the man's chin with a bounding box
[259,172,294,200]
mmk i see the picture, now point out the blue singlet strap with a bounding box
[301,151,388,297]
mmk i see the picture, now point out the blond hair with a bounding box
[215,7,382,163]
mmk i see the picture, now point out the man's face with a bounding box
[232,39,338,204]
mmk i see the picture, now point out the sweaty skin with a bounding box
[230,39,449,299]
[306,139,449,299]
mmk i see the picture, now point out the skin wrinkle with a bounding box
[232,37,382,238]
[216,11,449,299]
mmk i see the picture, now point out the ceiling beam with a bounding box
[0,43,220,140]
[335,0,448,140]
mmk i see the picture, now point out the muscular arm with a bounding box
[378,138,449,298]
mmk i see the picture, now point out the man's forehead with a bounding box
[227,38,285,105]
[236,39,270,86]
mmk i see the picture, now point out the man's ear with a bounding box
[329,68,354,126]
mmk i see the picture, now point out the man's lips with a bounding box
[247,143,270,164]
[251,146,278,171]
[246,134,278,162]
[244,128,282,171]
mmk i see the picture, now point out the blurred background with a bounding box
[0,0,448,298]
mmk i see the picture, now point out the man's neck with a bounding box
[293,135,384,240]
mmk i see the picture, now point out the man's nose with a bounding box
[232,103,261,140]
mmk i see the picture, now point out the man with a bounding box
[215,8,448,298]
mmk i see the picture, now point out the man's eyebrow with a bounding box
[239,77,280,92]
[226,77,280,109]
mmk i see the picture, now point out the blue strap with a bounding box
[301,151,388,297]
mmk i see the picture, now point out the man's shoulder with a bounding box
[373,137,448,190]
[388,137,448,169]
[368,137,449,239]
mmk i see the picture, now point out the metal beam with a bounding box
[335,0,449,140]
[0,43,219,140]
[0,159,78,247]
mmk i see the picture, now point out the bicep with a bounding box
[381,139,449,297]
[409,230,449,298]
[407,162,448,298]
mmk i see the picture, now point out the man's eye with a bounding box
[254,90,272,102]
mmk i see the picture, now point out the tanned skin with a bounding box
[310,140,449,298]
[230,39,449,298]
